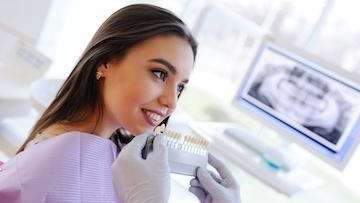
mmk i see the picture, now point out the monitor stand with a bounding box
[188,121,323,196]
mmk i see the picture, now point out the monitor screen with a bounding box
[234,40,360,169]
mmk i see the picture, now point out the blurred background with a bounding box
[1,0,360,202]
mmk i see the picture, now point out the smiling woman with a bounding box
[98,35,194,136]
[0,4,197,203]
[16,5,197,152]
[0,3,241,203]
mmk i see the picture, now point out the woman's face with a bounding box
[99,35,194,135]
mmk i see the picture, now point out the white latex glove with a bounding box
[112,133,170,203]
[189,154,241,203]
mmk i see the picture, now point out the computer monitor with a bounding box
[233,38,360,170]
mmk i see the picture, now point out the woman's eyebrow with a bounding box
[149,58,177,74]
[148,58,189,83]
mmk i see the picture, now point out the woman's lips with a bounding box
[142,109,164,126]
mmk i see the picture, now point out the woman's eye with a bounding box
[152,69,168,81]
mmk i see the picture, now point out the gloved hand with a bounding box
[189,154,241,203]
[112,133,170,203]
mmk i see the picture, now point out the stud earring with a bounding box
[96,71,104,80]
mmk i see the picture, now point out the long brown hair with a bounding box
[17,4,197,153]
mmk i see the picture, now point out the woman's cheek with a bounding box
[136,82,162,101]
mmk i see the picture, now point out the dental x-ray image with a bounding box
[242,46,360,152]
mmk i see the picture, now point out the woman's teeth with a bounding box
[145,111,162,122]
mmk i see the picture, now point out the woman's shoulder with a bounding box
[25,131,117,155]
[0,131,119,202]
[19,131,118,169]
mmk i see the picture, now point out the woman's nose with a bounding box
[158,85,177,110]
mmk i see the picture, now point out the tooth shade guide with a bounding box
[152,127,209,176]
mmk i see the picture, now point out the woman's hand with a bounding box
[112,133,170,203]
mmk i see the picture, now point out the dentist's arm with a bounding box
[112,134,170,203]
[189,154,241,203]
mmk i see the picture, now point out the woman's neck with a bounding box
[40,113,116,139]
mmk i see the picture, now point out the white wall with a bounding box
[0,0,52,42]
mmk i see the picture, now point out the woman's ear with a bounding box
[96,63,111,80]
[97,63,111,76]
[98,57,121,79]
